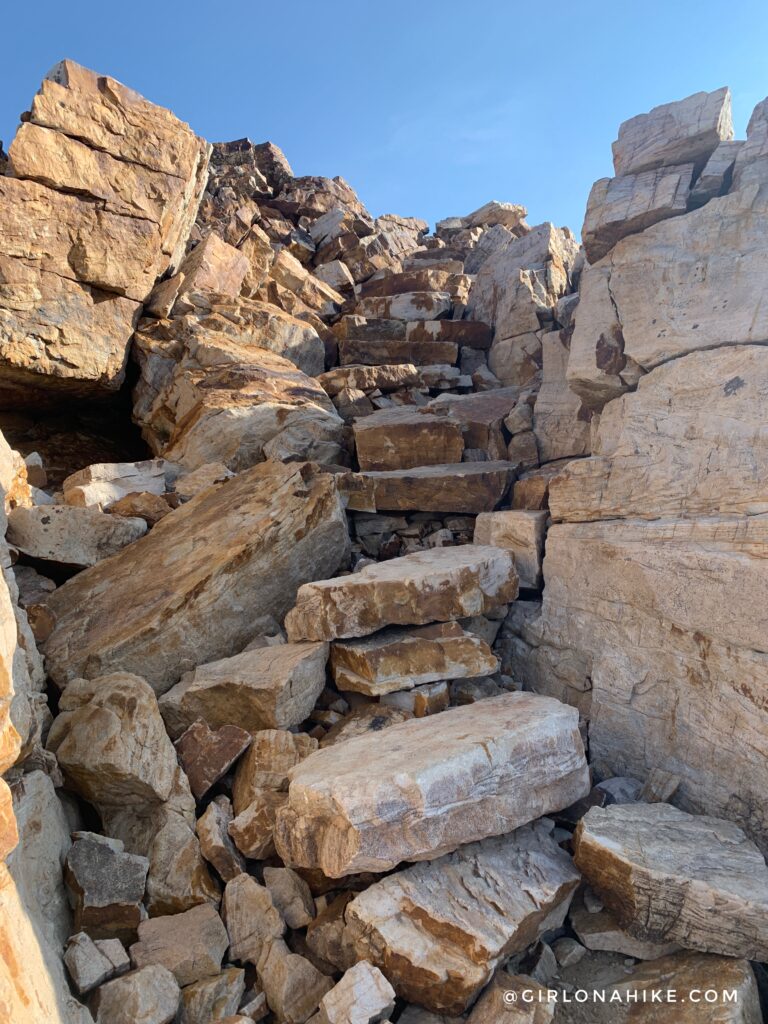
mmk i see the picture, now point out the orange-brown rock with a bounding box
[353,408,465,471]
[341,462,514,513]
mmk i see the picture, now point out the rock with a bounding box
[274,693,588,876]
[232,730,318,808]
[567,186,768,409]
[0,60,209,403]
[107,492,172,526]
[174,719,252,800]
[611,87,732,176]
[315,260,356,293]
[64,932,124,995]
[319,364,420,396]
[223,874,285,964]
[7,504,146,568]
[465,972,553,1024]
[285,545,518,642]
[92,964,180,1024]
[264,866,316,929]
[306,892,356,970]
[406,319,493,349]
[269,249,344,314]
[129,904,228,986]
[174,233,250,306]
[338,336,458,367]
[160,642,329,739]
[43,462,349,693]
[428,388,521,459]
[196,796,246,882]
[341,462,514,514]
[532,329,591,463]
[474,511,547,589]
[355,292,452,321]
[315,961,395,1024]
[732,97,768,191]
[380,680,450,717]
[689,139,743,206]
[319,704,413,747]
[353,408,465,471]
[573,803,768,959]
[173,461,233,500]
[330,622,497,695]
[256,938,334,1024]
[463,200,528,231]
[62,459,173,509]
[568,887,681,960]
[582,164,693,263]
[178,967,245,1024]
[551,937,586,967]
[228,789,287,858]
[65,832,149,942]
[342,821,580,1014]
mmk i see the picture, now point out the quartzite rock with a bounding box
[315,961,395,1024]
[174,719,252,800]
[338,337,458,367]
[473,510,547,589]
[355,292,452,321]
[7,505,147,568]
[159,642,329,738]
[232,730,318,808]
[341,462,513,514]
[61,459,172,509]
[129,904,229,986]
[274,693,588,876]
[568,888,681,960]
[342,821,580,1014]
[465,972,553,1024]
[532,329,591,463]
[223,874,285,964]
[319,704,413,747]
[43,462,348,693]
[263,867,316,929]
[92,964,180,1024]
[353,408,465,471]
[178,967,245,1024]
[330,622,498,695]
[428,388,521,459]
[319,363,420,396]
[228,789,286,859]
[256,938,334,1024]
[285,545,518,642]
[65,833,149,942]
[63,932,125,995]
[573,803,768,959]
[196,796,246,882]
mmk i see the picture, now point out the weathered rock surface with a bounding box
[7,504,147,568]
[129,904,229,986]
[43,462,348,692]
[92,964,180,1024]
[178,967,245,1024]
[315,961,395,1024]
[257,938,334,1024]
[228,788,287,858]
[532,329,591,464]
[196,795,246,882]
[342,821,580,1013]
[342,462,514,514]
[474,511,547,588]
[63,932,128,995]
[223,874,285,964]
[568,888,681,960]
[285,545,518,642]
[174,719,251,800]
[274,693,588,875]
[65,832,149,941]
[62,459,172,509]
[574,803,768,959]
[232,729,318,807]
[338,336,458,367]
[330,621,497,695]
[264,866,315,929]
[465,972,553,1024]
[353,408,465,471]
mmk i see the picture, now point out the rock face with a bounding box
[7,505,147,568]
[285,545,518,642]
[353,408,465,471]
[573,803,768,960]
[342,821,580,1014]
[0,60,209,403]
[274,693,589,876]
[44,462,348,692]
[473,511,547,589]
[342,462,514,514]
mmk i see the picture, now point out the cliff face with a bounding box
[0,64,766,1023]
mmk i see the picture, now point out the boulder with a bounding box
[319,704,413,747]
[732,96,768,191]
[531,329,591,463]
[174,719,251,800]
[92,965,180,1024]
[222,874,285,963]
[338,337,458,367]
[342,821,579,1014]
[129,904,229,986]
[196,796,246,882]
[315,961,395,1024]
[64,932,128,995]
[256,938,334,1024]
[353,408,465,471]
[380,680,450,718]
[355,292,452,321]
[473,511,547,589]
[465,972,553,1024]
[43,462,349,693]
[173,233,249,306]
[263,867,316,929]
[319,363,420,396]
[228,789,286,858]
[65,833,149,942]
[690,139,743,206]
[330,622,498,695]
[7,505,147,568]
[341,462,514,514]
[427,388,521,459]
[285,545,518,642]
[573,803,768,959]
[232,730,318,809]
[568,888,681,960]
[178,967,245,1024]
[274,693,588,876]
[62,459,172,509]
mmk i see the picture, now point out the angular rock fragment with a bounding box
[232,730,318,809]
[465,972,553,1024]
[64,932,123,995]
[315,960,395,1024]
[338,337,458,367]
[43,462,348,692]
[286,545,518,642]
[428,388,520,459]
[341,462,514,513]
[174,719,252,800]
[319,704,413,747]
[353,408,465,471]
[178,966,245,1024]
[275,693,588,875]
[380,680,450,717]
[7,505,147,568]
[256,938,334,1024]
[263,866,316,929]
[228,789,286,859]
[343,821,580,1013]
[473,510,547,589]
[223,874,285,964]
[573,803,768,959]
[319,364,420,396]
[532,329,591,463]
[568,888,680,960]
[91,964,180,1024]
[330,622,497,695]
[62,459,173,509]
[129,904,229,986]
[65,832,149,942]
[196,796,246,882]
[689,139,743,206]
[355,292,452,321]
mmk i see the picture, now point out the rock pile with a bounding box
[0,61,765,1024]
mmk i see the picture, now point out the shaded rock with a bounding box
[380,680,450,717]
[341,462,514,514]
[196,796,246,882]
[7,505,146,568]
[178,966,245,1024]
[228,789,287,859]
[474,510,547,589]
[174,719,252,800]
[107,491,172,526]
[62,459,172,509]
[129,904,228,986]
[264,866,316,929]
[315,960,395,1024]
[531,329,591,464]
[353,408,464,471]
[256,938,334,1024]
[223,874,285,964]
[319,363,420,396]
[65,832,149,942]
[232,730,318,809]
[318,704,413,747]
[569,887,680,960]
[465,972,553,1024]
[355,292,452,321]
[428,387,521,459]
[92,964,180,1024]
[64,932,122,995]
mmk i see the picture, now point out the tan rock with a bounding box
[178,966,245,1024]
[532,329,591,464]
[343,821,579,1014]
[107,492,172,527]
[319,704,413,747]
[315,961,395,1024]
[354,408,464,471]
[338,336,458,367]
[228,789,287,859]
[232,730,318,809]
[275,693,588,876]
[466,972,553,1024]
[315,259,356,293]
[223,874,285,964]
[196,796,246,882]
[92,964,180,1024]
[159,643,328,738]
[174,233,249,306]
[611,87,732,176]
[474,511,547,589]
[568,888,681,960]
[173,461,232,500]
[256,938,333,1024]
[129,904,228,986]
[330,621,497,695]
[732,97,768,191]
[270,249,344,315]
[406,319,492,349]
[574,803,768,959]
[355,292,452,320]
[64,832,149,942]
[285,545,518,642]
[7,505,146,568]
[43,462,349,693]
[319,363,420,396]
[428,388,521,459]
[341,461,513,514]
[63,932,124,995]
[380,680,450,717]
[263,866,316,929]
[61,459,172,509]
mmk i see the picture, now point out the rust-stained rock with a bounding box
[223,874,285,964]
[174,719,252,800]
[341,462,513,514]
[196,796,246,882]
[232,730,318,810]
[353,408,464,471]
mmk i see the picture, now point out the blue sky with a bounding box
[2,0,766,235]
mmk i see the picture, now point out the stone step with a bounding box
[358,269,470,299]
[285,544,518,642]
[336,316,492,349]
[353,407,465,471]
[354,291,452,321]
[273,692,589,877]
[338,336,458,367]
[339,461,514,513]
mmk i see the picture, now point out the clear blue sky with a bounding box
[2,0,766,235]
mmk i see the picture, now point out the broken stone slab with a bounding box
[612,87,733,176]
[428,388,521,459]
[318,704,413,747]
[159,642,329,739]
[228,789,286,859]
[315,260,356,293]
[573,803,768,959]
[342,820,580,1014]
[568,888,680,960]
[64,932,122,995]
[232,730,318,808]
[65,832,149,942]
[256,938,334,1024]
[341,462,514,514]
[107,492,172,527]
[264,866,316,929]
[380,680,450,717]
[473,510,547,589]
[43,462,349,693]
[406,319,493,349]
[223,874,285,964]
[314,961,395,1024]
[174,719,252,800]
[7,505,147,569]
[196,795,246,882]
[330,622,498,695]
[353,408,465,471]
[173,233,249,307]
[690,139,744,207]
[319,364,420,396]
[338,337,458,367]
[92,964,180,1024]
[129,903,228,986]
[178,966,245,1024]
[359,269,464,299]
[582,164,694,263]
[355,292,452,321]
[732,96,768,192]
[285,545,518,642]
[274,692,588,876]
[62,459,174,509]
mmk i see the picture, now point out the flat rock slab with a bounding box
[43,462,348,693]
[330,621,498,695]
[355,292,452,321]
[129,903,228,987]
[353,408,465,471]
[473,510,547,589]
[341,462,514,514]
[174,720,252,800]
[274,692,589,876]
[7,504,146,568]
[338,337,458,367]
[318,364,420,396]
[285,545,518,642]
[406,319,492,350]
[574,803,768,960]
[342,821,580,1014]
